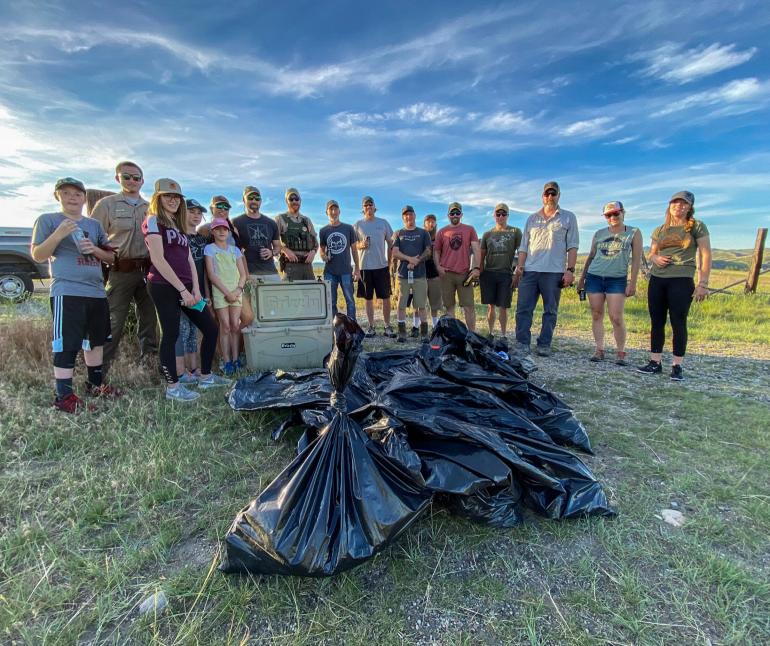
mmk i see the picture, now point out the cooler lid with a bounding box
[254,281,329,322]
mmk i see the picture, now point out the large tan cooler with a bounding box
[242,279,333,371]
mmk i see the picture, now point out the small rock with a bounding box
[139,591,168,616]
[660,509,685,527]
[670,501,678,508]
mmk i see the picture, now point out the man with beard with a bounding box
[275,188,318,281]
[319,199,359,320]
[433,202,480,332]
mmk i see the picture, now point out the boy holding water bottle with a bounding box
[31,177,121,413]
[392,205,432,343]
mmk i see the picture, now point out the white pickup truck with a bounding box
[0,227,50,302]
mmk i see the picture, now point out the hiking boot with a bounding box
[365,326,376,338]
[670,365,684,381]
[615,351,629,366]
[397,322,407,343]
[589,349,605,363]
[165,384,200,402]
[54,393,94,413]
[86,383,124,398]
[420,322,429,343]
[535,345,552,357]
[410,326,419,338]
[636,360,662,375]
[383,325,397,339]
[223,361,236,376]
[514,342,531,356]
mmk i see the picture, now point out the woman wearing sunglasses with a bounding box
[196,195,241,247]
[637,191,711,381]
[143,179,230,402]
[576,201,642,365]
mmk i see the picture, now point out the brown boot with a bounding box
[420,321,429,342]
[397,321,407,343]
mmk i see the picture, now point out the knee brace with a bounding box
[53,349,78,369]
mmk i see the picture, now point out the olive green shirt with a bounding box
[650,220,709,278]
[480,226,522,274]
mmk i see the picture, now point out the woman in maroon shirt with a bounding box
[143,178,230,401]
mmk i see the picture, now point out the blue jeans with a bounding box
[515,271,563,348]
[324,272,356,319]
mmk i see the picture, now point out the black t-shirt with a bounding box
[393,227,432,279]
[319,223,356,275]
[232,213,279,274]
[425,231,439,279]
[188,233,208,295]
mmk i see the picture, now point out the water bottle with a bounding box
[407,269,414,285]
[71,228,89,255]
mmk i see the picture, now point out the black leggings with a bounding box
[148,282,218,384]
[647,275,694,357]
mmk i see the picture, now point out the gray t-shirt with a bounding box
[520,208,579,273]
[31,212,108,298]
[393,227,432,279]
[319,222,356,275]
[588,226,637,278]
[354,217,393,270]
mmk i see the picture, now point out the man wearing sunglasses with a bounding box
[479,203,522,339]
[433,202,480,332]
[232,186,280,281]
[514,181,579,357]
[275,188,318,281]
[91,160,158,375]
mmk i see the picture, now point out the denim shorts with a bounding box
[585,273,627,294]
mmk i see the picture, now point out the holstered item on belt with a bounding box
[279,253,308,272]
[112,257,151,273]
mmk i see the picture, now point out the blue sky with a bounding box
[1,0,769,250]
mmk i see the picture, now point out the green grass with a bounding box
[1,268,769,644]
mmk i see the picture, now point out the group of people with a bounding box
[30,160,712,413]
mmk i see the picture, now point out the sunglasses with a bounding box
[120,173,142,181]
[604,211,622,218]
[214,203,231,210]
[247,194,261,200]
[449,210,462,216]
[544,190,558,197]
[288,196,300,202]
[495,211,508,217]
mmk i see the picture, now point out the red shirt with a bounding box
[142,215,192,286]
[434,223,478,274]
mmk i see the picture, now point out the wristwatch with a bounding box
[566,267,575,273]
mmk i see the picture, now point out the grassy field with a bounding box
[1,268,769,645]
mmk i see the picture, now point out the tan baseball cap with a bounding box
[285,187,301,200]
[494,203,510,214]
[326,199,339,211]
[243,186,261,198]
[154,178,183,196]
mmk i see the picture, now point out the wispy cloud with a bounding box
[558,117,621,138]
[633,42,757,84]
[476,111,533,133]
[652,77,770,116]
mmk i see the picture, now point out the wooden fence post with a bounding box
[744,228,768,294]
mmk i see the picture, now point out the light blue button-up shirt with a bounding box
[520,207,579,273]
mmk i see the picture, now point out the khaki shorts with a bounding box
[398,277,427,309]
[441,271,474,309]
[427,277,443,311]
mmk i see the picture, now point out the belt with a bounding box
[113,257,150,272]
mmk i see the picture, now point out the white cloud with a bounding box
[604,136,639,146]
[476,111,532,133]
[652,77,770,116]
[634,42,757,84]
[392,103,460,126]
[558,117,620,138]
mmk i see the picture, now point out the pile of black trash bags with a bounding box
[220,315,615,578]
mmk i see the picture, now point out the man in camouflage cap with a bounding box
[275,188,318,281]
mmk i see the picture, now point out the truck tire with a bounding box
[0,269,34,303]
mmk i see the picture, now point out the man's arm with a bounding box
[469,239,481,274]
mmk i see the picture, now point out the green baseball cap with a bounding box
[543,181,560,194]
[54,177,86,193]
[243,186,261,198]
[494,203,510,214]
[447,202,462,214]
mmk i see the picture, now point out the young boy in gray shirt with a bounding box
[31,177,122,413]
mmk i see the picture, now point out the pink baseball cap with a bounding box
[210,218,230,230]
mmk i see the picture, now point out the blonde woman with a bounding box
[637,191,711,381]
[577,201,642,365]
[143,179,229,401]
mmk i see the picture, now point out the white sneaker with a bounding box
[198,374,232,389]
[165,384,200,402]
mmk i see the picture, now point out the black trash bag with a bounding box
[438,482,524,528]
[221,315,432,577]
[373,371,615,521]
